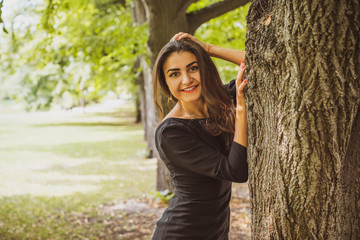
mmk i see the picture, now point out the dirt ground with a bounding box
[99,183,251,240]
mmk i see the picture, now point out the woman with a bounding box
[152,32,248,240]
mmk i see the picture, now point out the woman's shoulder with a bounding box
[156,117,204,139]
[155,118,199,149]
[156,118,192,134]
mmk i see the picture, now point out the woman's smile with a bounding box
[181,84,199,92]
[163,51,202,105]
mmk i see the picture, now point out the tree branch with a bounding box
[183,0,199,9]
[176,0,199,15]
[187,0,250,34]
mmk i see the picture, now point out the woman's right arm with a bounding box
[157,122,248,183]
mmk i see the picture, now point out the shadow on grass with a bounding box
[0,104,159,239]
[0,192,159,240]
[30,109,138,127]
[17,137,146,162]
[86,111,135,119]
[32,122,138,127]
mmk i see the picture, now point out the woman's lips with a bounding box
[182,85,199,93]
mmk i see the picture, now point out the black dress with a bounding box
[152,81,248,240]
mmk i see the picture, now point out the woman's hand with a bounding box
[170,32,246,65]
[170,32,210,53]
[234,59,248,147]
[236,60,247,110]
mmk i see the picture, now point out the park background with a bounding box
[1,0,359,239]
[0,0,251,239]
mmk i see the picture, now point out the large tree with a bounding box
[246,0,360,238]
[140,0,250,191]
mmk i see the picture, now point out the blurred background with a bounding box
[0,0,250,239]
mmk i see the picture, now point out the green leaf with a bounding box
[0,0,8,33]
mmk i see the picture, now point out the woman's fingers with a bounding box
[236,61,247,103]
[236,61,245,89]
[177,32,190,40]
[170,32,209,52]
[170,32,183,41]
[238,79,247,93]
[170,32,188,41]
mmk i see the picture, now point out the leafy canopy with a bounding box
[1,0,147,110]
[0,0,248,110]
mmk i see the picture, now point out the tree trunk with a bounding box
[132,0,155,155]
[135,90,141,123]
[142,0,190,192]
[140,54,158,157]
[246,0,360,239]
[135,57,146,126]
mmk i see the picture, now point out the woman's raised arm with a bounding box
[173,32,245,65]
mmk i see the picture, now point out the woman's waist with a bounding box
[171,187,231,209]
[172,178,231,197]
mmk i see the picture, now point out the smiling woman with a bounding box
[151,33,248,239]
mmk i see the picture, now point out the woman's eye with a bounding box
[169,72,179,77]
[190,66,199,72]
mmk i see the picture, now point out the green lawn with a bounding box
[0,100,156,239]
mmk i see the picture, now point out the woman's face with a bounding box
[163,51,202,106]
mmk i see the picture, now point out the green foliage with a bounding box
[0,0,7,33]
[153,190,174,205]
[36,0,147,108]
[0,0,248,110]
[187,0,223,12]
[0,0,148,110]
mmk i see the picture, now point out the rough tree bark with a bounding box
[246,0,360,239]
[140,0,250,191]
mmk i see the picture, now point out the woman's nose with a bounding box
[182,72,192,85]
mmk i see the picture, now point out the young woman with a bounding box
[152,32,248,240]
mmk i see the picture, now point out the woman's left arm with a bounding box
[173,32,245,65]
[207,44,245,66]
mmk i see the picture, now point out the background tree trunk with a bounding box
[132,0,154,155]
[246,0,360,239]
[142,0,191,192]
[135,95,141,123]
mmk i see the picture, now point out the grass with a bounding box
[0,100,157,239]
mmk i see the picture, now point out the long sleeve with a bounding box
[156,122,248,183]
[224,79,237,105]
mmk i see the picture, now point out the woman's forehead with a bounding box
[163,51,198,70]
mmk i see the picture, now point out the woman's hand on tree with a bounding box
[234,59,248,147]
[236,60,247,110]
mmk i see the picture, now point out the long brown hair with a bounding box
[153,39,235,150]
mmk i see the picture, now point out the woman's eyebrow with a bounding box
[166,61,199,73]
[186,61,198,68]
[167,68,180,73]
